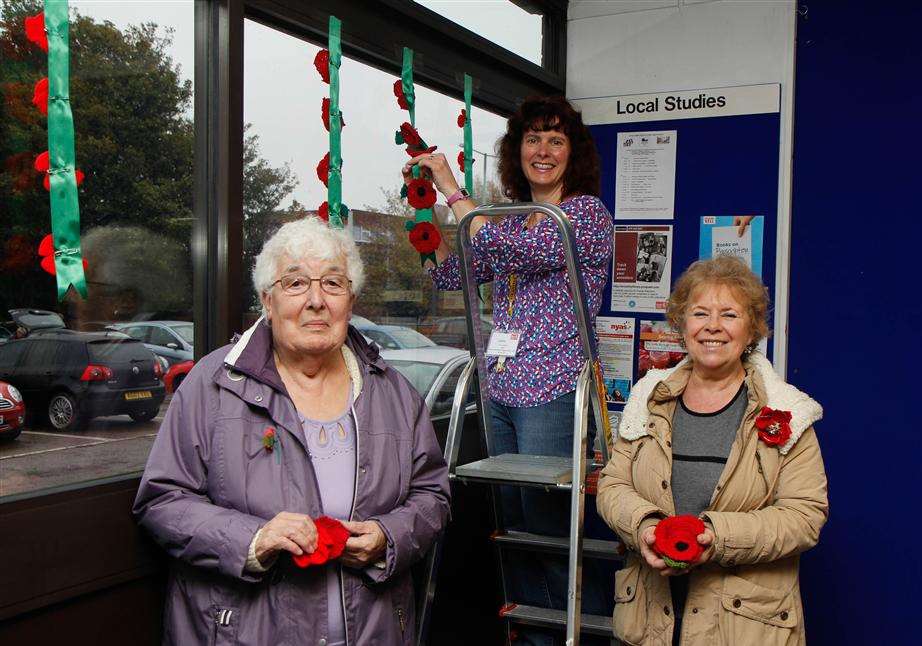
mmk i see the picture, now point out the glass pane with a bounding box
[413,0,543,65]
[0,1,194,499]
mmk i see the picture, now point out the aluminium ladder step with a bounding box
[492,530,623,561]
[453,454,572,487]
[500,603,613,637]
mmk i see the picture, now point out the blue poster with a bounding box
[698,216,764,277]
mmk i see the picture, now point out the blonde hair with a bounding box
[666,255,770,349]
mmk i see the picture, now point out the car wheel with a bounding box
[129,407,160,423]
[47,392,86,432]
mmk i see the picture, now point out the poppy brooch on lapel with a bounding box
[754,407,792,448]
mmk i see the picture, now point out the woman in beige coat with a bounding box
[597,256,828,646]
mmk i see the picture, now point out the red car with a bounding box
[164,360,194,393]
[0,380,26,441]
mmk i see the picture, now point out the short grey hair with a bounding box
[253,217,365,310]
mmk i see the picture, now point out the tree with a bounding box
[0,1,295,318]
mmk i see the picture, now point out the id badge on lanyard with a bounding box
[485,274,520,371]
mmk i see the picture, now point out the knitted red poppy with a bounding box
[457,108,467,128]
[292,516,351,568]
[398,122,422,146]
[34,151,84,191]
[316,152,330,186]
[314,49,330,84]
[24,12,48,52]
[755,407,792,447]
[653,515,706,568]
[456,150,473,173]
[407,178,437,209]
[393,79,409,110]
[32,77,48,116]
[318,201,349,224]
[408,222,441,255]
[321,98,345,132]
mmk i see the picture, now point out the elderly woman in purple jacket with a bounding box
[134,216,450,646]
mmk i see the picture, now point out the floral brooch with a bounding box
[262,427,281,463]
[754,407,792,447]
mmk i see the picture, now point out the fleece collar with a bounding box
[618,352,822,455]
[221,316,383,401]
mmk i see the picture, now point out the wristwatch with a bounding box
[446,187,471,207]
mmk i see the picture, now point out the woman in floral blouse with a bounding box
[403,95,613,645]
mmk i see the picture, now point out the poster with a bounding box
[611,225,673,313]
[699,216,764,277]
[615,130,677,219]
[596,316,635,405]
[638,320,688,379]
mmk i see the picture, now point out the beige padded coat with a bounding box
[596,353,828,646]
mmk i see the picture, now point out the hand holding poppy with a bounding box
[254,511,319,565]
[340,520,387,568]
[402,152,459,199]
[653,515,707,570]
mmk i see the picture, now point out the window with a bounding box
[148,326,177,348]
[0,1,194,499]
[413,0,544,65]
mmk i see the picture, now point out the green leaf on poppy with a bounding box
[395,131,405,145]
[400,184,409,199]
[404,219,416,232]
[662,555,690,569]
[419,252,437,267]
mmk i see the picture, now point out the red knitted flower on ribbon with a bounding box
[321,98,345,132]
[408,222,441,255]
[653,515,706,568]
[32,77,48,116]
[394,79,409,110]
[406,178,437,209]
[34,151,84,191]
[398,122,422,146]
[457,108,467,128]
[456,150,474,172]
[755,406,792,447]
[38,234,88,276]
[292,516,351,568]
[314,49,330,84]
[24,12,48,52]
[317,152,330,186]
[318,201,349,224]
[405,145,437,158]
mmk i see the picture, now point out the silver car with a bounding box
[109,321,194,366]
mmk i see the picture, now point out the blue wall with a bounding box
[789,2,922,643]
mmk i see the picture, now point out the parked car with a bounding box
[356,324,436,350]
[108,320,193,366]
[421,315,494,350]
[379,346,476,419]
[3,308,66,338]
[164,359,194,393]
[0,330,166,432]
[0,380,26,441]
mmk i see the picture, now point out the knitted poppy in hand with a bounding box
[408,222,441,255]
[292,516,351,568]
[321,98,345,132]
[653,515,706,568]
[24,12,48,52]
[406,178,437,209]
[316,152,330,186]
[755,407,792,447]
[393,79,409,110]
[313,49,330,84]
[32,77,48,116]
[457,108,467,128]
[34,151,84,191]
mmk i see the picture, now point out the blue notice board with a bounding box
[588,108,781,406]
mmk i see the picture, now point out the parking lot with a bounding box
[0,401,166,498]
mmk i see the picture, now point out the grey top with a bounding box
[670,385,748,516]
[301,385,356,646]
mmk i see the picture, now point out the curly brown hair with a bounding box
[497,95,600,201]
[666,255,771,350]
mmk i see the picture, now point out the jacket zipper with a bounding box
[340,398,361,646]
[397,607,406,634]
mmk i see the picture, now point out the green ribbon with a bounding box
[45,0,86,300]
[327,16,344,229]
[463,73,473,196]
[401,48,420,182]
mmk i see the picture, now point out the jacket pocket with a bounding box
[391,574,415,645]
[612,561,647,646]
[210,605,239,646]
[719,574,798,646]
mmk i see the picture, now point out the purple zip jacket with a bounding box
[133,320,450,645]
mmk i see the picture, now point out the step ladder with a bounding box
[419,203,622,646]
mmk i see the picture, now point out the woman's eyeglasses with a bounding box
[270,274,352,296]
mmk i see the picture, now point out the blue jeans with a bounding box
[491,392,612,646]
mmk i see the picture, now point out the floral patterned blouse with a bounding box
[428,195,613,407]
